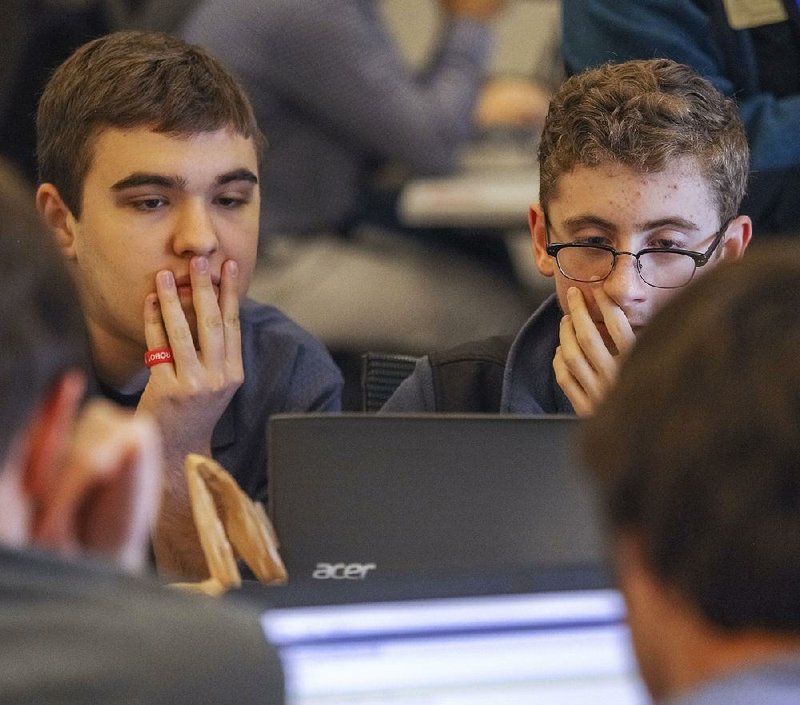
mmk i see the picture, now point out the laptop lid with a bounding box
[267,414,605,583]
[259,566,649,705]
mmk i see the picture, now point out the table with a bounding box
[397,136,540,230]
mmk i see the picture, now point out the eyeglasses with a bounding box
[545,220,730,289]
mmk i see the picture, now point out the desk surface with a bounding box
[398,137,540,229]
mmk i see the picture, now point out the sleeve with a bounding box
[188,0,493,175]
[283,341,344,413]
[380,356,438,412]
[561,0,800,171]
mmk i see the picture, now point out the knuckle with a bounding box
[184,378,202,395]
[561,345,582,368]
[552,357,568,385]
[207,372,239,395]
[203,313,223,331]
[210,375,228,393]
[574,326,593,349]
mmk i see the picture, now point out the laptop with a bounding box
[267,413,605,583]
[258,564,649,705]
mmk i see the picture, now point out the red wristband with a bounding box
[144,347,174,367]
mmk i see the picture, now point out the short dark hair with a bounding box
[584,242,800,631]
[539,59,749,226]
[0,160,88,461]
[36,30,265,217]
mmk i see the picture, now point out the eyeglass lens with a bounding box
[556,246,697,288]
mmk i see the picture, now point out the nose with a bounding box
[602,252,647,305]
[172,199,219,257]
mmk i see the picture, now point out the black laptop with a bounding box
[266,414,606,583]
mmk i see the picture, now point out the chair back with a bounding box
[360,352,419,411]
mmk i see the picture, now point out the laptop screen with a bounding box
[261,587,650,705]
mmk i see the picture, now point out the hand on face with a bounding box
[137,256,244,484]
[553,286,636,416]
[33,399,162,573]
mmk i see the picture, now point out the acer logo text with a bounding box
[312,562,377,579]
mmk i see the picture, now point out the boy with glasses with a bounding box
[383,58,752,415]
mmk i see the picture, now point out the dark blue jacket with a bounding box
[382,294,574,414]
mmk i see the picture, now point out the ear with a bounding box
[612,532,674,700]
[613,532,649,600]
[36,183,79,260]
[22,372,87,506]
[530,203,555,277]
[718,214,752,261]
[612,532,685,637]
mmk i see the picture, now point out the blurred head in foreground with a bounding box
[0,156,159,570]
[584,242,800,700]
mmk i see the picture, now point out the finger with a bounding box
[155,270,197,370]
[566,287,616,380]
[553,345,593,416]
[220,259,243,376]
[594,287,636,358]
[143,292,170,350]
[558,314,606,403]
[144,287,177,379]
[191,256,225,369]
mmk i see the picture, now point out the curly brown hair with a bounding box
[539,59,749,225]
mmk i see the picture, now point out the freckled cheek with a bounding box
[557,278,602,319]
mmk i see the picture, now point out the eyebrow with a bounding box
[560,215,701,233]
[111,168,258,192]
[217,168,258,186]
[111,173,186,191]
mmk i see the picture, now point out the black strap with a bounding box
[429,335,514,413]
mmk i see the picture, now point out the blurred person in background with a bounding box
[562,0,800,236]
[182,0,550,241]
[0,1,201,182]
